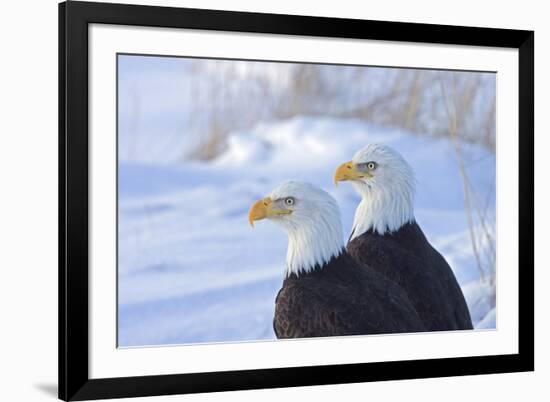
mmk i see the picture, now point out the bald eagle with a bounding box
[248,181,425,339]
[334,144,473,331]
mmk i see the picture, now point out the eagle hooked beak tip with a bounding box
[334,161,356,185]
[248,197,272,228]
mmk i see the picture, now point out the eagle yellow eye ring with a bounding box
[285,197,295,206]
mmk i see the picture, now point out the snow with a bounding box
[118,116,496,347]
[476,308,496,329]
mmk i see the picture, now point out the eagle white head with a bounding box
[248,181,344,277]
[334,143,415,238]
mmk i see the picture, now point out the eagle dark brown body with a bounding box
[347,222,473,331]
[273,251,426,338]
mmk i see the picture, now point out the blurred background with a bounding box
[117,54,496,347]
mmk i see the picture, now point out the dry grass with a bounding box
[439,73,496,285]
[166,60,496,162]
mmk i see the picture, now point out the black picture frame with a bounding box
[59,1,534,400]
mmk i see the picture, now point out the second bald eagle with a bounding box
[334,144,473,331]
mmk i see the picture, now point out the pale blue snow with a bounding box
[118,117,496,347]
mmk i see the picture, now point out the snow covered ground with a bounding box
[118,117,496,347]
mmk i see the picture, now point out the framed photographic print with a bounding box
[59,1,534,400]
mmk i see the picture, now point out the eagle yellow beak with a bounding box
[334,161,369,185]
[248,197,291,227]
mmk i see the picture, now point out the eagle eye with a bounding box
[284,197,295,206]
[367,162,377,170]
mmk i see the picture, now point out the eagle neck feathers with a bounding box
[350,178,415,239]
